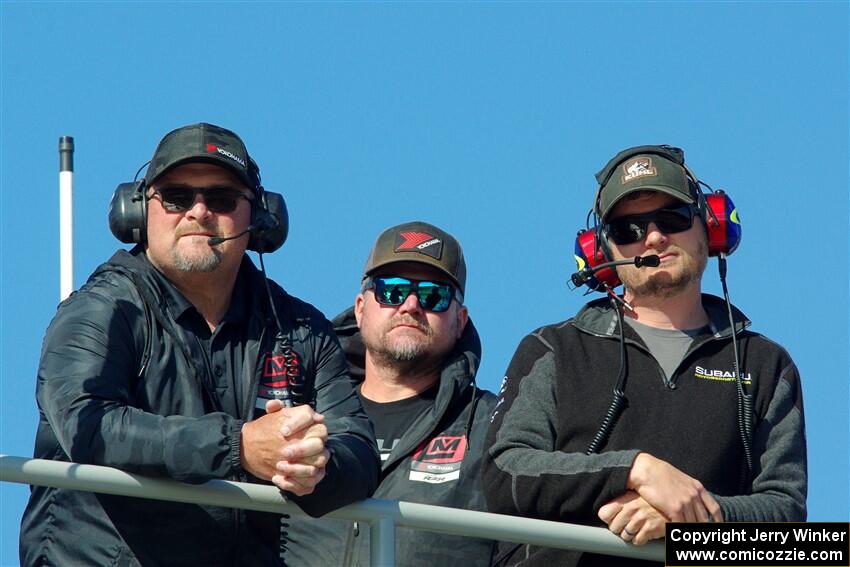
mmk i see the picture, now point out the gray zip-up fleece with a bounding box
[482,294,806,566]
[282,307,497,567]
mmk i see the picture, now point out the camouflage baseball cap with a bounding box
[596,145,696,221]
[144,123,258,188]
[363,221,467,295]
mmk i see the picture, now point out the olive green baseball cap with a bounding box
[363,221,466,295]
[596,145,696,221]
[144,123,258,188]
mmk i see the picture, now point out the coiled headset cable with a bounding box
[258,252,305,566]
[586,288,629,455]
[718,254,754,489]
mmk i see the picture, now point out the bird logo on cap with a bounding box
[622,157,657,183]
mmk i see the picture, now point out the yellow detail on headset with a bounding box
[574,254,587,271]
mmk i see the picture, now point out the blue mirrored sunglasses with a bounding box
[363,276,461,313]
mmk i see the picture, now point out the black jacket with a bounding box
[282,307,497,567]
[483,294,806,567]
[20,248,379,567]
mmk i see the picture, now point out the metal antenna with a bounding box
[59,136,75,300]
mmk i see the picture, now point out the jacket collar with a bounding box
[101,246,267,325]
[573,293,751,340]
[330,306,482,399]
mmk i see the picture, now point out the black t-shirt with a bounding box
[358,384,438,462]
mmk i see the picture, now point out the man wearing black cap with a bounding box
[482,146,806,566]
[283,222,497,566]
[20,123,379,566]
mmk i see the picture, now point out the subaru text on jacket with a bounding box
[20,248,380,567]
[482,294,806,567]
[282,307,497,567]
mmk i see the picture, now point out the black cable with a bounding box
[258,253,303,566]
[586,290,629,455]
[259,253,284,333]
[258,253,303,408]
[718,254,754,488]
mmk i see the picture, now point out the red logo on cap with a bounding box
[396,232,435,250]
[206,144,217,153]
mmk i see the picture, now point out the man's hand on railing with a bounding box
[598,490,667,546]
[240,400,330,495]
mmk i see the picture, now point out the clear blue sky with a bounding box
[1,2,847,564]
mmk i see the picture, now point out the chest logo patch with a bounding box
[409,435,467,484]
[256,351,301,407]
[694,365,752,384]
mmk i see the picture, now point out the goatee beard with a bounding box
[171,247,223,272]
[365,317,438,369]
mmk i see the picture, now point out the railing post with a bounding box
[370,516,396,566]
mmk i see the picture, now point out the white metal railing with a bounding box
[1,455,664,565]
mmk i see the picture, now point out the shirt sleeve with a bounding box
[36,286,243,484]
[482,331,639,523]
[714,362,807,521]
[287,316,380,517]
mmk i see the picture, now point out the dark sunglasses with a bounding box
[605,204,698,245]
[363,276,462,313]
[149,185,252,214]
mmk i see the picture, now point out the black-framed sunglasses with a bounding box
[604,204,698,245]
[149,185,252,214]
[362,276,462,313]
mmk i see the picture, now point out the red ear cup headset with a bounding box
[108,157,289,253]
[575,146,753,489]
[573,145,742,292]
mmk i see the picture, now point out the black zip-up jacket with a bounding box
[20,248,379,567]
[282,307,497,567]
[483,294,806,567]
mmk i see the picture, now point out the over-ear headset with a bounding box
[108,157,288,253]
[573,145,741,292]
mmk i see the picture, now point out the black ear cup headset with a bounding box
[572,145,753,488]
[108,156,289,253]
[108,157,305,411]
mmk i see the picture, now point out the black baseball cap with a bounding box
[144,123,258,188]
[363,221,467,295]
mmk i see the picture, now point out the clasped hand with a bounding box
[240,400,330,496]
[598,452,723,545]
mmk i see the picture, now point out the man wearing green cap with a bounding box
[283,221,497,566]
[20,123,379,566]
[482,146,806,566]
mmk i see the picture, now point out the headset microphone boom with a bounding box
[570,254,660,288]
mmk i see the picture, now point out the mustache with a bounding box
[389,315,430,333]
[175,222,220,239]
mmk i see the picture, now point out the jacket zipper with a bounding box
[241,325,268,420]
[580,325,679,390]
